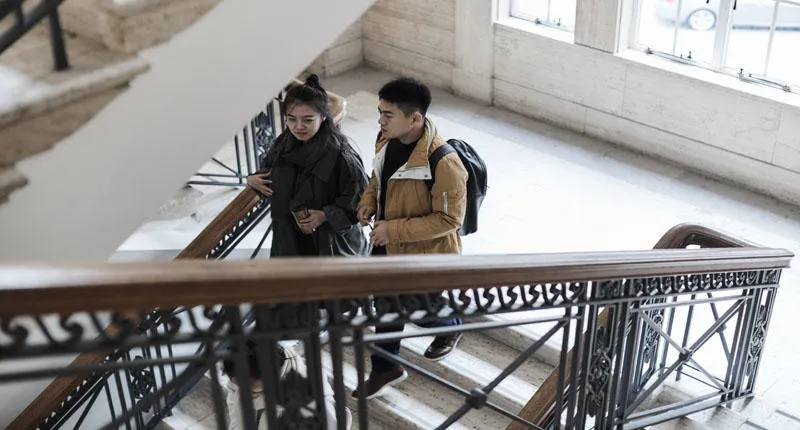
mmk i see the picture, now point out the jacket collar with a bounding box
[373,118,438,182]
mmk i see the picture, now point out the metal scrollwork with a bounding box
[129,356,156,402]
[596,280,624,300]
[0,317,30,356]
[587,326,613,417]
[641,308,664,365]
[745,304,768,376]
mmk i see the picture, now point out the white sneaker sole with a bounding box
[365,370,408,400]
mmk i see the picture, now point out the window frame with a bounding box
[508,0,577,33]
[629,0,799,93]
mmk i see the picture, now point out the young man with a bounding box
[353,77,468,399]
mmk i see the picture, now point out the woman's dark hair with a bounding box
[270,74,350,158]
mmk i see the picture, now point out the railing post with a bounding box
[45,0,69,71]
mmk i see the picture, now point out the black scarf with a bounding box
[271,132,338,215]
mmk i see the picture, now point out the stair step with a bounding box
[475,311,566,368]
[648,417,715,430]
[0,22,148,203]
[323,345,513,430]
[395,326,552,414]
[58,0,220,53]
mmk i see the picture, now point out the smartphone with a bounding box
[292,208,310,224]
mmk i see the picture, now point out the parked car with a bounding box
[656,0,800,31]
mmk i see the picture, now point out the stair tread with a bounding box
[324,347,512,430]
[649,417,715,430]
[396,325,552,413]
[478,311,567,368]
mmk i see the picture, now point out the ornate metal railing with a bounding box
[188,98,284,187]
[0,224,792,429]
[509,223,761,429]
[1,0,69,70]
[7,186,270,429]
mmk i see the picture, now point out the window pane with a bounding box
[725,1,800,85]
[636,0,721,65]
[510,0,577,31]
[766,1,800,85]
[725,0,780,76]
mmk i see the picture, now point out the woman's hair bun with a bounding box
[305,74,323,90]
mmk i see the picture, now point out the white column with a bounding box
[453,0,495,104]
[575,0,623,53]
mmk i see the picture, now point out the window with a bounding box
[632,0,800,92]
[510,0,578,32]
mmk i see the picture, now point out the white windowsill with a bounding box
[617,49,800,109]
[495,17,575,45]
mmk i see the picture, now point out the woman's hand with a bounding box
[247,172,273,197]
[298,210,327,235]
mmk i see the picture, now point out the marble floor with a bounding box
[118,66,800,415]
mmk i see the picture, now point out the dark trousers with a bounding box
[369,246,462,373]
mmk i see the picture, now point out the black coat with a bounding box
[262,133,368,258]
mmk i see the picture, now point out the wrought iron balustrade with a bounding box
[1,0,69,70]
[0,224,792,430]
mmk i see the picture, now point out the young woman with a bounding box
[247,75,368,257]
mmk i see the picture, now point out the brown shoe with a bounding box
[424,333,463,361]
[351,367,408,399]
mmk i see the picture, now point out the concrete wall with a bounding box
[360,0,800,207]
[0,0,375,262]
[308,19,365,78]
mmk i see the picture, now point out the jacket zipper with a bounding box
[443,191,448,215]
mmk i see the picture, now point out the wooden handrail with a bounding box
[0,246,791,317]
[5,218,791,430]
[506,223,766,430]
[8,187,264,430]
[176,186,263,259]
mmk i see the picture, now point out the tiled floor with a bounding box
[119,66,800,416]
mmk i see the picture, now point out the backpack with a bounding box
[427,139,487,236]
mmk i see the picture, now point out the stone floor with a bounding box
[118,66,800,417]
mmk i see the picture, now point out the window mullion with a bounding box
[764,1,781,76]
[672,0,683,54]
[712,0,735,69]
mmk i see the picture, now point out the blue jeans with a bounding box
[370,300,462,373]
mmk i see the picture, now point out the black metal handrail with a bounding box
[0,0,70,70]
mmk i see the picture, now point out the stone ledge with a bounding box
[0,86,128,167]
[0,57,149,128]
[0,168,28,205]
[59,0,221,53]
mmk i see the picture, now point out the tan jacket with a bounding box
[358,118,468,255]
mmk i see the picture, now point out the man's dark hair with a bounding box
[378,77,432,117]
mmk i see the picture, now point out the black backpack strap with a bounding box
[426,143,455,189]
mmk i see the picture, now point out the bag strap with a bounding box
[426,143,455,189]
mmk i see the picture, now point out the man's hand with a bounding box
[246,172,273,197]
[357,206,375,226]
[298,209,327,235]
[369,221,390,246]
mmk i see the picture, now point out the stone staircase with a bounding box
[154,313,800,430]
[0,0,213,204]
[0,21,148,203]
[0,0,364,206]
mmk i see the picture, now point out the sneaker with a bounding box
[424,333,463,361]
[351,367,408,399]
